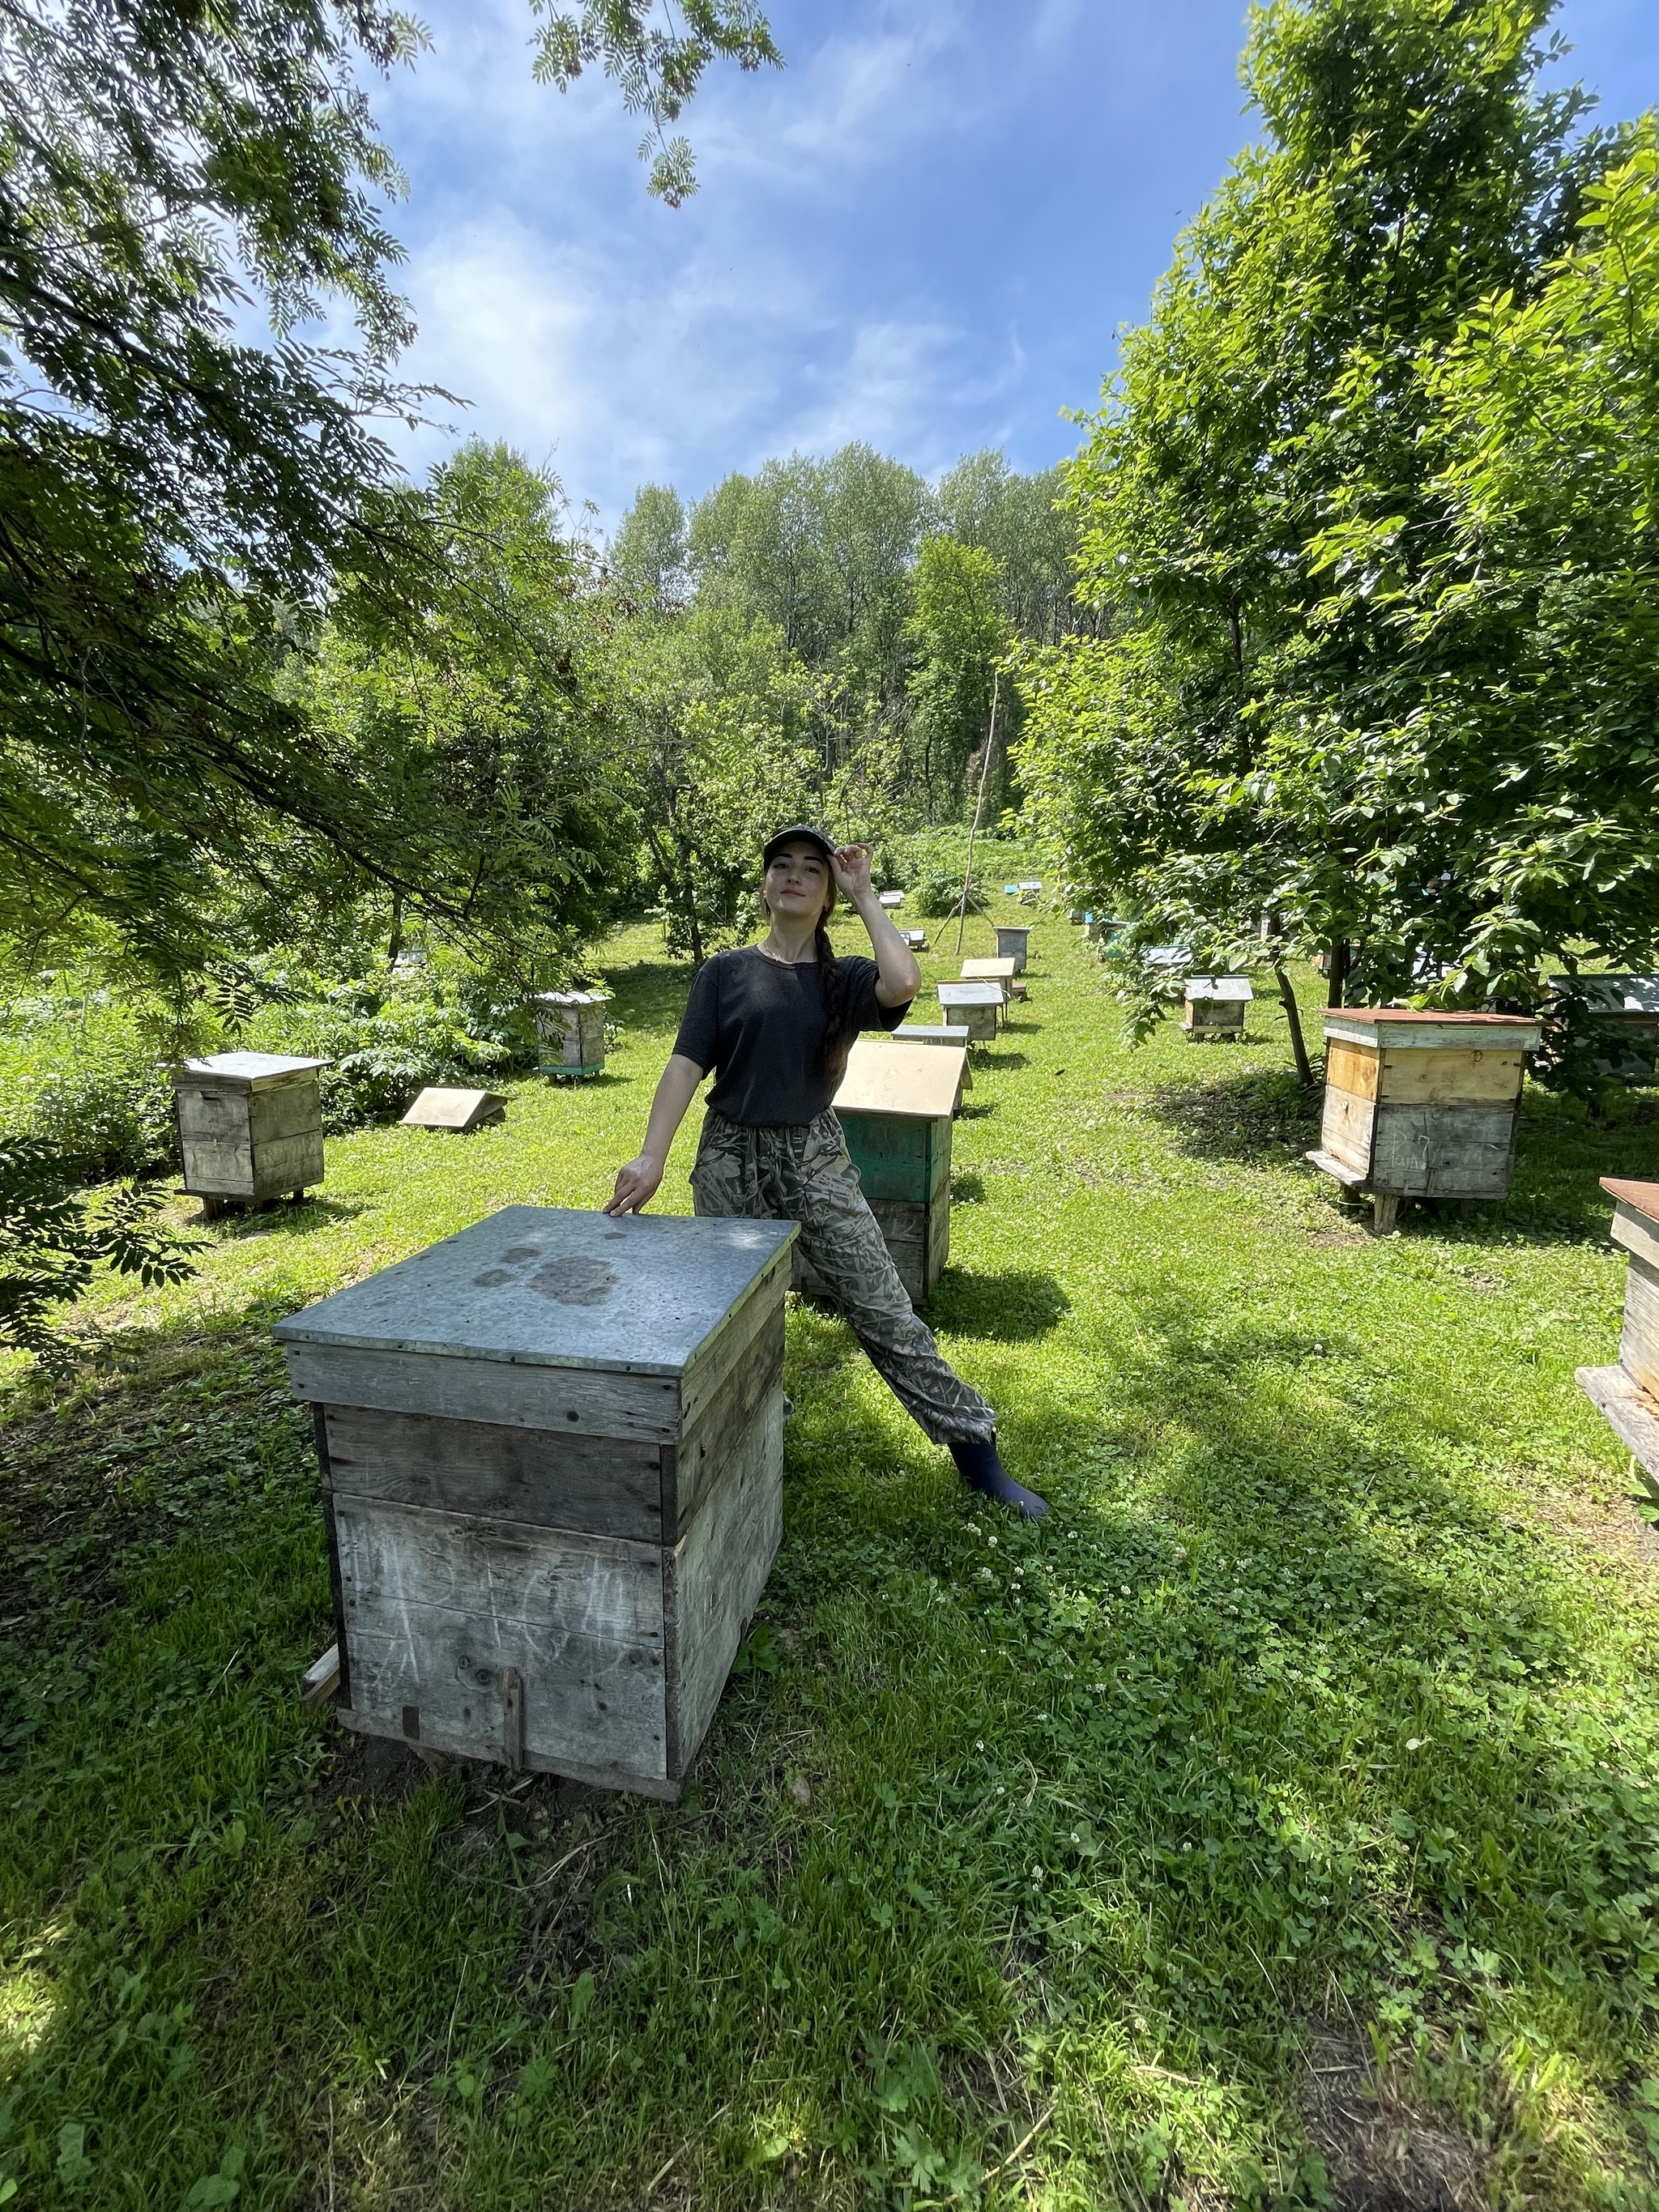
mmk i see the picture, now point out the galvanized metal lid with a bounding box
[172,1051,331,1090]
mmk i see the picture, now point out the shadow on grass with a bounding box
[595,955,695,1033]
[926,1267,1070,1340]
[1145,1063,1320,1167]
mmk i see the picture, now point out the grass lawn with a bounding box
[5,909,1659,2210]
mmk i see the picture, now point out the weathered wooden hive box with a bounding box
[795,1039,966,1307]
[962,957,1026,1003]
[994,925,1030,973]
[173,1052,329,1213]
[532,991,608,1079]
[273,1206,796,1798]
[1183,974,1253,1038]
[1579,1178,1659,1490]
[1305,1009,1541,1232]
[937,978,1003,1042]
[898,928,927,951]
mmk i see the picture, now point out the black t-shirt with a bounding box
[672,945,911,1126]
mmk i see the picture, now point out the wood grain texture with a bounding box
[246,1084,326,1144]
[247,1130,325,1197]
[1320,1085,1376,1177]
[678,1249,791,1434]
[1326,1041,1380,1102]
[322,1403,663,1541]
[1611,1200,1659,1276]
[1376,1048,1525,1106]
[675,1300,785,1534]
[333,1494,670,1784]
[1578,1363,1659,1483]
[283,1341,681,1442]
[1623,1255,1659,1401]
[665,1381,784,1777]
[834,1038,968,1122]
[1370,1102,1519,1197]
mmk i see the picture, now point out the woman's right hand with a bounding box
[604,1153,663,1216]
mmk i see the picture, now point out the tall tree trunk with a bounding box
[1274,962,1314,1088]
[1326,938,1351,1008]
[386,888,404,965]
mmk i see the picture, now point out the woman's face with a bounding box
[764,842,833,923]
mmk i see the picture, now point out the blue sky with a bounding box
[369,0,1659,530]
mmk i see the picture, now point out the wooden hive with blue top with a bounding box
[795,1038,966,1307]
[274,1207,796,1798]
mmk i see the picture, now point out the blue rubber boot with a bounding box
[950,1434,1048,1520]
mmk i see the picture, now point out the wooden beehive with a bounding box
[962,957,1026,1003]
[532,991,608,1079]
[899,929,928,951]
[173,1053,329,1214]
[1183,974,1253,1038]
[1305,1010,1541,1232]
[274,1207,796,1798]
[994,925,1030,973]
[1579,1178,1659,1490]
[937,979,1004,1042]
[878,890,905,910]
[895,1022,974,1091]
[794,1039,966,1307]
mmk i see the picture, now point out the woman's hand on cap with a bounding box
[831,844,872,898]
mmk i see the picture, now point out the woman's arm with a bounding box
[833,845,922,1007]
[604,1053,705,1214]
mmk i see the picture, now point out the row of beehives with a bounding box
[279,906,1043,1796]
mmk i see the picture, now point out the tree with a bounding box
[904,539,1009,816]
[935,451,1085,644]
[1017,0,1643,1053]
[1,0,778,988]
[611,484,691,613]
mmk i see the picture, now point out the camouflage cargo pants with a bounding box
[691,1107,996,1447]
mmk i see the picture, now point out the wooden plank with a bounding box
[249,1130,325,1196]
[322,1404,663,1542]
[1324,1011,1542,1052]
[1326,1040,1380,1102]
[1578,1363,1659,1484]
[182,1135,255,1197]
[1320,1085,1375,1177]
[1612,1200,1659,1276]
[247,1082,326,1144]
[177,1089,254,1143]
[1371,1102,1519,1197]
[1375,1048,1525,1106]
[678,1247,792,1434]
[301,1643,340,1712]
[1623,1255,1659,1403]
[674,1299,785,1536]
[401,1088,506,1132]
[839,1110,948,1204]
[834,1038,966,1122]
[333,1494,669,1784]
[1304,1146,1369,1189]
[665,1382,784,1778]
[282,1341,681,1443]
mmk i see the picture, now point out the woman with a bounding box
[606,825,1047,1519]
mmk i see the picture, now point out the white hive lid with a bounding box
[272,1205,796,1379]
[173,1052,331,1090]
[833,1037,966,1120]
[937,980,1004,1006]
[533,990,610,1008]
[896,1023,970,1045]
[1555,974,1659,1013]
[1185,975,1254,1003]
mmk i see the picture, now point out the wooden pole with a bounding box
[954,670,1000,960]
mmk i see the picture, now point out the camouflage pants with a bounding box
[690,1107,995,1447]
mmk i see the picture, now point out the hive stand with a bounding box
[533,991,609,1080]
[1579,1179,1659,1495]
[1183,975,1253,1041]
[794,1038,967,1307]
[401,1088,506,1132]
[1305,1010,1542,1233]
[994,925,1031,973]
[962,957,1026,1004]
[173,1053,330,1217]
[937,979,1004,1042]
[275,1208,797,1798]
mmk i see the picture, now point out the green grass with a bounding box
[5,910,1659,2209]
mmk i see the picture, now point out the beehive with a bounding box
[1546,974,1659,1080]
[1579,1178,1659,1490]
[899,929,927,951]
[173,1053,329,1214]
[878,890,905,910]
[533,991,608,1079]
[994,925,1030,973]
[1305,1010,1541,1232]
[962,957,1026,1003]
[794,1039,966,1307]
[274,1207,796,1798]
[937,979,1004,1042]
[1183,975,1253,1039]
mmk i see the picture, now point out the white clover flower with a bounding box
[1031,1865,1043,1882]
[987,1536,999,1548]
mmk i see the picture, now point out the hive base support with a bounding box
[336,1705,684,1801]
[1578,1364,1659,1487]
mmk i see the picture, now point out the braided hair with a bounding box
[811,881,855,1088]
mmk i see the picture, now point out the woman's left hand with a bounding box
[831,843,873,900]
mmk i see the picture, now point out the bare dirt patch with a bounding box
[1301,2020,1488,2212]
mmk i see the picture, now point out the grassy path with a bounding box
[4,913,1659,2209]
